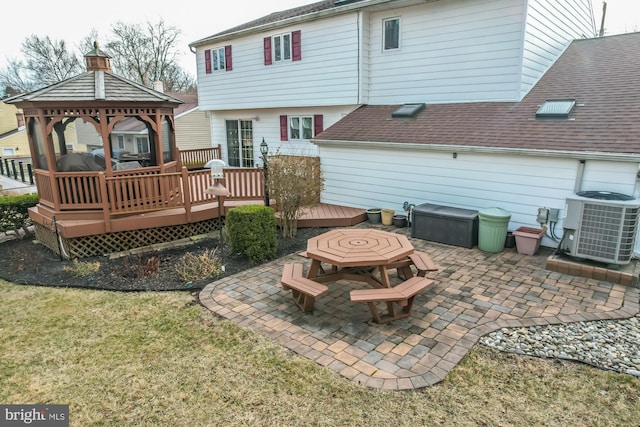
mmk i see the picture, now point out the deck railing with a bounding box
[178,146,222,169]
[35,166,265,219]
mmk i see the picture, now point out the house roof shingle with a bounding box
[190,0,369,46]
[316,32,640,157]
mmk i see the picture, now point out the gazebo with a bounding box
[5,43,262,258]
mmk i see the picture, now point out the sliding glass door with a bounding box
[225,120,255,167]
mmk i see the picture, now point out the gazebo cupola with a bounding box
[85,41,112,72]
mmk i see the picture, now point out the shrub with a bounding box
[266,154,323,238]
[122,254,161,279]
[175,248,223,282]
[225,205,277,263]
[0,193,38,236]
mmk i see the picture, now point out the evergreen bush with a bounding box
[225,205,277,263]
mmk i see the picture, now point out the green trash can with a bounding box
[478,207,511,253]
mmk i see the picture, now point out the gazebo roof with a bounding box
[5,71,184,104]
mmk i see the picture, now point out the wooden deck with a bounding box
[292,204,367,228]
[32,200,366,240]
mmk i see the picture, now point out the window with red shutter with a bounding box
[313,115,323,136]
[225,45,233,71]
[205,49,212,74]
[292,30,302,61]
[264,37,272,65]
[280,115,288,141]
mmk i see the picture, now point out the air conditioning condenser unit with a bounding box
[561,192,640,265]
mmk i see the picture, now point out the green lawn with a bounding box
[1,280,638,426]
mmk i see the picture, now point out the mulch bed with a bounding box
[0,227,330,292]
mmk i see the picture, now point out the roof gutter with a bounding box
[312,139,640,163]
[189,0,410,48]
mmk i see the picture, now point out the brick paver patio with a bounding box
[199,223,639,390]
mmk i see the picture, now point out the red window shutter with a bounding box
[280,115,288,141]
[205,49,212,74]
[264,37,272,65]
[225,45,233,71]
[313,115,323,136]
[292,30,302,61]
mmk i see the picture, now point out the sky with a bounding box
[1,0,638,78]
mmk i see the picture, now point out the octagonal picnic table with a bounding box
[305,228,415,288]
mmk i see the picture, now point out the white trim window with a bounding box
[383,17,400,51]
[117,135,125,150]
[289,116,313,140]
[212,46,226,71]
[273,33,292,62]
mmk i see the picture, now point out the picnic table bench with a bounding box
[350,276,435,323]
[281,263,328,313]
[389,250,439,280]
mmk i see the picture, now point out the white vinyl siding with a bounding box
[317,144,639,248]
[197,14,360,110]
[208,106,353,161]
[197,0,593,108]
[520,0,595,98]
[368,0,527,104]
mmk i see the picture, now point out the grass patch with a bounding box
[62,259,101,277]
[1,279,638,426]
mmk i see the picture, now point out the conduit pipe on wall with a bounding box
[574,160,586,193]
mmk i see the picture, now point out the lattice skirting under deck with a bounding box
[34,219,222,259]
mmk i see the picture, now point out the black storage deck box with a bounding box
[411,203,479,248]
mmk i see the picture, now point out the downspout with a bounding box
[357,10,361,104]
[574,160,585,193]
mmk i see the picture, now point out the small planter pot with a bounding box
[393,214,407,228]
[513,226,546,255]
[366,208,382,224]
[504,231,516,248]
[381,209,395,226]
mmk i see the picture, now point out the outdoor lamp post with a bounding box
[204,159,230,244]
[260,138,270,207]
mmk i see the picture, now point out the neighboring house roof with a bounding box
[172,93,198,117]
[4,72,184,104]
[190,0,373,46]
[0,127,25,140]
[112,93,199,133]
[316,32,640,157]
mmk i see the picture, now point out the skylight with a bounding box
[536,99,576,118]
[392,103,425,119]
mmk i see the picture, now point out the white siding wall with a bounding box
[197,14,361,111]
[210,106,355,164]
[520,0,595,98]
[317,144,639,248]
[366,0,527,104]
